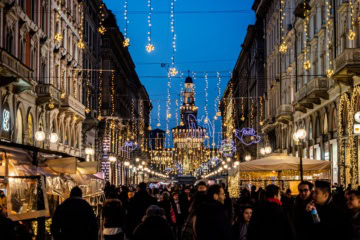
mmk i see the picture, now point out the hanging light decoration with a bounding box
[278,0,287,54]
[303,0,311,70]
[146,0,155,53]
[97,70,103,121]
[204,73,209,121]
[77,2,85,49]
[157,100,161,127]
[98,1,106,35]
[169,0,178,76]
[123,0,130,47]
[348,0,356,40]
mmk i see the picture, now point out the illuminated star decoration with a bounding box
[235,128,261,146]
[123,38,130,47]
[120,141,138,152]
[169,67,178,77]
[219,139,236,157]
[146,43,154,52]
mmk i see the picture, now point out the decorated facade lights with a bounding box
[279,0,287,53]
[123,0,130,47]
[240,98,245,121]
[326,0,334,78]
[148,100,153,131]
[293,128,307,181]
[204,73,209,123]
[85,70,91,114]
[259,96,264,126]
[348,0,356,40]
[169,0,178,76]
[111,70,115,116]
[54,6,63,42]
[146,0,155,52]
[303,0,311,70]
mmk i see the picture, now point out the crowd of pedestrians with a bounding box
[2,180,360,240]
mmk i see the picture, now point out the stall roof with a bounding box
[238,153,330,172]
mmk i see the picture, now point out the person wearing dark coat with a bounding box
[293,181,314,240]
[305,180,346,240]
[248,184,296,240]
[179,186,192,220]
[51,186,98,240]
[346,190,360,240]
[232,205,253,240]
[125,182,157,239]
[102,191,126,240]
[195,184,232,240]
[133,205,174,240]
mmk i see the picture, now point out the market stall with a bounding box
[228,153,331,198]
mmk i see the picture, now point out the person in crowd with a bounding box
[102,190,126,240]
[181,191,208,240]
[250,186,257,202]
[0,211,16,239]
[238,188,255,206]
[0,190,7,210]
[126,182,157,239]
[152,188,161,202]
[196,181,207,192]
[232,205,253,240]
[172,191,184,239]
[159,191,177,228]
[345,190,360,239]
[195,184,232,240]
[179,186,192,220]
[293,181,314,240]
[281,188,295,218]
[119,186,129,212]
[128,189,135,200]
[305,180,345,240]
[133,205,174,240]
[51,186,97,240]
[248,184,296,240]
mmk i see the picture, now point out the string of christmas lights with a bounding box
[326,0,334,78]
[279,0,287,53]
[98,1,106,35]
[348,0,356,41]
[97,70,103,121]
[146,0,155,52]
[204,73,209,123]
[303,1,311,70]
[157,100,161,127]
[111,71,115,116]
[169,0,178,76]
[77,2,85,49]
[123,0,130,47]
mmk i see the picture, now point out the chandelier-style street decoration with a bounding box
[235,128,261,146]
[146,0,155,53]
[98,2,106,35]
[120,141,138,152]
[169,67,178,76]
[279,0,287,54]
[303,0,310,70]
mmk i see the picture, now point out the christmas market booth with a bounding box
[228,153,331,198]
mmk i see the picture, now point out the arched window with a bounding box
[324,113,328,134]
[65,126,69,145]
[316,116,321,138]
[333,109,337,131]
[309,121,313,140]
[59,122,64,143]
[16,109,23,144]
[20,39,25,63]
[5,28,14,55]
[27,113,34,145]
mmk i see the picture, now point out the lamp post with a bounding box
[260,146,272,156]
[293,129,307,181]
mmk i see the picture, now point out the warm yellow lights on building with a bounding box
[123,38,130,47]
[304,60,311,70]
[169,67,178,76]
[54,33,63,42]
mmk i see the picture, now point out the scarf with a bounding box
[266,198,282,206]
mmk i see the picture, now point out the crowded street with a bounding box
[1,0,360,239]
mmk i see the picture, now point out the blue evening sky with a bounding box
[103,0,255,145]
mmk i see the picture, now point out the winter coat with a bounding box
[133,216,175,240]
[51,197,97,240]
[232,221,249,240]
[247,200,296,240]
[102,198,125,229]
[292,196,313,240]
[306,197,345,240]
[195,198,232,240]
[125,190,157,238]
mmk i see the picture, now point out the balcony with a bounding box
[276,104,293,124]
[294,77,329,113]
[36,84,61,107]
[334,48,360,85]
[60,94,86,118]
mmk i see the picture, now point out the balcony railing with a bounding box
[276,104,293,118]
[0,48,32,80]
[61,94,86,117]
[334,48,360,80]
[295,77,329,104]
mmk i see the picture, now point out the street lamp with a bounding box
[260,146,272,156]
[85,147,95,161]
[245,155,252,161]
[293,128,307,181]
[109,156,117,162]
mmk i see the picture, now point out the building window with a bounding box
[309,121,313,140]
[41,5,46,32]
[5,29,14,55]
[16,109,23,144]
[41,63,46,83]
[27,113,34,145]
[19,0,25,10]
[324,113,328,135]
[20,39,25,63]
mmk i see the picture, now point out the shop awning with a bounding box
[238,153,331,172]
[46,157,77,174]
[77,161,98,175]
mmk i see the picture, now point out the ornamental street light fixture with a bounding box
[293,128,307,181]
[245,155,252,161]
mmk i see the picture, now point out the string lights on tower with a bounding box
[98,1,106,35]
[146,0,155,52]
[169,0,178,76]
[348,0,356,41]
[123,0,130,47]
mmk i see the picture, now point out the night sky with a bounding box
[103,0,255,145]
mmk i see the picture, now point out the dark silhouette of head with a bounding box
[265,184,280,199]
[138,182,147,192]
[70,186,82,198]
